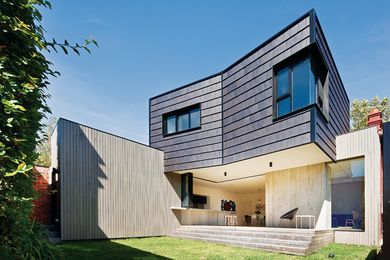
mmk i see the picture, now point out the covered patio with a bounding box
[171,143,332,230]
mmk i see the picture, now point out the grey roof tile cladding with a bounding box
[149,10,350,172]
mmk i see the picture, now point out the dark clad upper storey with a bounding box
[149,9,350,172]
[150,75,223,172]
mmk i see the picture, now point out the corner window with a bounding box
[274,49,328,118]
[328,158,365,230]
[163,105,201,136]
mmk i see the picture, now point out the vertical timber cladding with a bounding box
[312,13,350,160]
[149,75,223,172]
[335,127,381,246]
[383,122,390,257]
[265,163,331,229]
[56,119,180,241]
[222,14,313,164]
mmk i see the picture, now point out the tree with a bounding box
[0,0,96,258]
[350,96,390,131]
[35,116,57,167]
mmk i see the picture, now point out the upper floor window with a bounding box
[274,48,328,118]
[163,104,201,136]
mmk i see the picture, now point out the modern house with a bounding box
[50,9,385,255]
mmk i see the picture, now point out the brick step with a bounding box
[173,230,311,247]
[172,234,307,256]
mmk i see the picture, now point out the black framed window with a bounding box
[275,67,291,117]
[274,49,328,119]
[178,113,189,132]
[163,104,201,136]
[166,115,176,135]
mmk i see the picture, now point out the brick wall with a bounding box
[32,166,51,224]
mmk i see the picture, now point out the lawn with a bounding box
[56,236,377,260]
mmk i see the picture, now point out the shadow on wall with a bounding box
[166,172,182,224]
[57,239,171,259]
[61,122,108,240]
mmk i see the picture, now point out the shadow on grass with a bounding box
[57,240,171,260]
[365,248,378,260]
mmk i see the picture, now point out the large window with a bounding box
[328,158,365,230]
[274,50,328,118]
[163,104,201,136]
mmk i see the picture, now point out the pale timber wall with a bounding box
[54,118,181,240]
[334,127,381,246]
[265,163,331,229]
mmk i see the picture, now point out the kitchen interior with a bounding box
[172,173,266,227]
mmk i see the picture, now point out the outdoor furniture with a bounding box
[279,208,298,227]
[259,214,265,227]
[296,215,315,229]
[244,215,251,226]
[332,213,353,228]
[332,217,338,228]
[251,215,258,226]
[225,214,237,226]
[345,211,359,228]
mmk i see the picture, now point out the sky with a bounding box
[41,0,390,144]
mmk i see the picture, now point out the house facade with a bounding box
[148,9,381,245]
[50,9,383,252]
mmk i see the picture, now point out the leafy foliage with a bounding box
[0,0,96,258]
[350,96,390,131]
[35,116,57,167]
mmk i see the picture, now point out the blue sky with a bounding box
[42,1,390,144]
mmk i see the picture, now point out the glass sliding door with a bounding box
[328,158,365,230]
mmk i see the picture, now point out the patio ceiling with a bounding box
[174,143,331,183]
[193,175,265,194]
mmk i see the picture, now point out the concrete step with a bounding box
[178,225,317,234]
[172,230,311,247]
[48,236,61,244]
[172,234,308,256]
[42,225,58,232]
[42,225,61,244]
[47,231,60,237]
[171,225,334,256]
[175,227,314,241]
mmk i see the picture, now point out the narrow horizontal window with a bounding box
[163,104,201,136]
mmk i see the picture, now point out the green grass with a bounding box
[56,236,377,260]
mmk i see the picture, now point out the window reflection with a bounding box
[163,105,201,135]
[274,52,327,118]
[328,158,365,230]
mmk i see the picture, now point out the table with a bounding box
[295,215,315,229]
